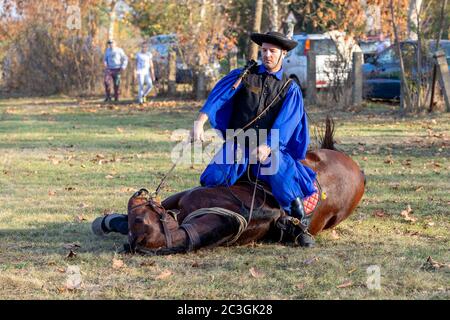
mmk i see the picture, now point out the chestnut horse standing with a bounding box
[126,118,365,254]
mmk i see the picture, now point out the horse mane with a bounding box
[319,116,336,151]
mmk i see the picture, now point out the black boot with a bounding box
[289,197,315,248]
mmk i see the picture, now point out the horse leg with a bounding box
[161,189,192,210]
[179,214,240,251]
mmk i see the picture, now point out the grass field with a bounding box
[0,96,448,299]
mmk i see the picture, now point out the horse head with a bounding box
[127,188,178,252]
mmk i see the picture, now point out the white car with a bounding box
[283,33,360,91]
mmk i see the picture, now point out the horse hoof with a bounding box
[295,233,315,248]
[301,242,315,248]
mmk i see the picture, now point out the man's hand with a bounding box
[190,112,209,142]
[191,121,205,142]
[252,144,271,163]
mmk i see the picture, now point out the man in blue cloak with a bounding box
[190,31,317,247]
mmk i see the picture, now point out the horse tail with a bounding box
[320,116,336,150]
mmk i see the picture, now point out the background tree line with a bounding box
[0,0,448,107]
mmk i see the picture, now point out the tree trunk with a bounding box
[270,0,279,31]
[108,0,117,41]
[247,0,264,61]
[429,0,448,112]
[390,0,412,113]
[407,0,422,40]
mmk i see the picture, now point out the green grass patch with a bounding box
[0,97,448,299]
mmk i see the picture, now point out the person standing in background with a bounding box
[135,42,156,104]
[104,40,128,102]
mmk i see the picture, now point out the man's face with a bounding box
[261,43,286,71]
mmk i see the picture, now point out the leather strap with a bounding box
[160,212,173,248]
[180,224,201,252]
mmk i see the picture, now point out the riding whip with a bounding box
[231,59,257,90]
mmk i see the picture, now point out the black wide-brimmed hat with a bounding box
[250,31,298,51]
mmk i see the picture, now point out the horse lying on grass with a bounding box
[92,118,365,254]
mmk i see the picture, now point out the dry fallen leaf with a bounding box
[295,283,305,290]
[347,268,357,274]
[373,209,385,218]
[155,270,172,280]
[116,127,124,133]
[75,215,87,222]
[105,175,114,179]
[48,190,56,196]
[336,281,353,289]
[140,261,156,267]
[249,267,265,279]
[421,256,450,271]
[112,258,125,269]
[384,156,394,165]
[400,205,417,223]
[66,250,77,259]
[303,256,319,265]
[331,229,340,240]
[63,243,81,250]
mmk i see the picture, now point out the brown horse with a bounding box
[126,118,365,255]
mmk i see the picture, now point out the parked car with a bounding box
[362,40,450,100]
[358,39,391,63]
[149,34,220,84]
[148,34,193,83]
[283,33,359,91]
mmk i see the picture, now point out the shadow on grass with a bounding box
[0,222,128,256]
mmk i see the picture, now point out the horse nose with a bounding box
[128,232,146,252]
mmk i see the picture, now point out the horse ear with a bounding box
[133,188,150,199]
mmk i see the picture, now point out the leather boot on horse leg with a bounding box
[289,198,315,247]
[252,151,316,247]
[92,213,128,236]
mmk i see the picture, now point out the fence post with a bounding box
[307,50,317,106]
[168,49,177,96]
[352,51,363,106]
[433,50,450,112]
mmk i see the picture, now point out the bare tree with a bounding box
[270,0,279,31]
[108,0,117,41]
[247,0,263,61]
[408,0,423,40]
[390,0,413,113]
[429,0,448,112]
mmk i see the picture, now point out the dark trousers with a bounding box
[104,68,121,100]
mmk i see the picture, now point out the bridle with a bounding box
[128,193,175,250]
